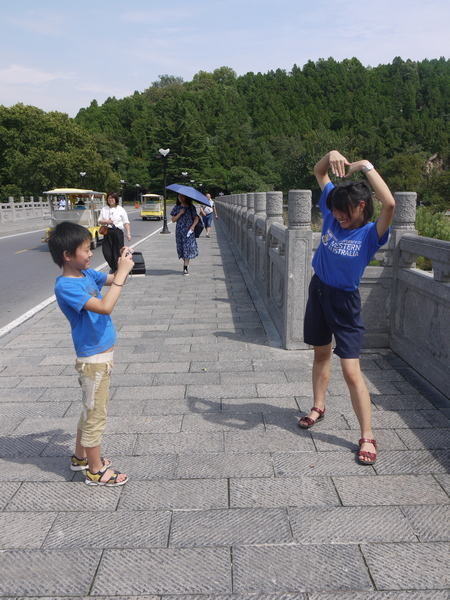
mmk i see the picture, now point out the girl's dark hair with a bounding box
[176,194,193,206]
[48,221,92,268]
[107,192,119,206]
[326,180,374,223]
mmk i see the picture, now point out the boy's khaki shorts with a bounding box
[75,351,114,448]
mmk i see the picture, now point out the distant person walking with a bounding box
[170,193,199,275]
[99,192,131,273]
[200,193,218,238]
[299,150,395,466]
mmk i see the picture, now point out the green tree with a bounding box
[0,104,118,198]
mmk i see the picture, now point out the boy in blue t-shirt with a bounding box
[299,151,395,466]
[49,221,134,486]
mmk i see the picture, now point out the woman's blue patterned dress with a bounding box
[170,204,199,260]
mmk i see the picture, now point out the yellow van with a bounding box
[140,194,164,220]
[42,188,106,248]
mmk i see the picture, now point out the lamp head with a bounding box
[159,148,170,157]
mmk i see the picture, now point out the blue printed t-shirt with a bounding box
[312,182,389,291]
[54,269,116,357]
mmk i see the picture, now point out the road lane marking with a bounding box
[0,225,167,339]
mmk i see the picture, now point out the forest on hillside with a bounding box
[1,57,450,214]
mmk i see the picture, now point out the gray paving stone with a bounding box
[374,449,450,474]
[0,401,71,419]
[273,451,375,477]
[91,548,232,595]
[434,473,450,495]
[126,361,190,373]
[0,481,21,510]
[311,429,406,452]
[396,428,450,449]
[142,397,221,415]
[362,542,450,589]
[371,394,435,410]
[0,364,64,377]
[0,457,74,481]
[345,410,434,429]
[155,372,221,386]
[170,507,292,546]
[333,474,450,506]
[422,410,450,427]
[309,592,450,599]
[43,432,136,457]
[230,476,339,508]
[182,412,264,432]
[0,375,26,388]
[176,452,274,479]
[265,411,350,433]
[13,416,78,435]
[118,479,228,510]
[0,387,47,402]
[43,510,171,548]
[289,506,416,544]
[256,382,305,398]
[233,545,373,593]
[5,481,122,511]
[0,512,57,548]
[113,385,186,400]
[219,371,288,385]
[186,383,258,399]
[37,387,81,402]
[135,432,224,454]
[402,505,450,541]
[0,549,101,596]
[163,595,308,600]
[224,430,314,453]
[190,359,253,372]
[105,414,182,433]
[222,397,300,413]
[17,375,78,388]
[0,433,53,457]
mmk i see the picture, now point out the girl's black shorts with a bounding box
[303,274,365,359]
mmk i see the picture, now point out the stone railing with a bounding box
[216,190,450,398]
[0,197,52,223]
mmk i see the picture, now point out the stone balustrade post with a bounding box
[392,192,418,268]
[284,190,313,348]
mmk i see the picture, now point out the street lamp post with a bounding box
[158,148,171,234]
[79,172,86,187]
[120,180,126,205]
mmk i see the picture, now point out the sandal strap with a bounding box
[300,416,315,426]
[311,407,325,417]
[358,450,377,461]
[359,438,377,449]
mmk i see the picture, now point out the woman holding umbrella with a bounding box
[170,194,200,275]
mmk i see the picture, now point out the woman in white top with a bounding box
[99,192,131,273]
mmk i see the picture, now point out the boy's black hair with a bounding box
[48,221,92,268]
[326,180,374,223]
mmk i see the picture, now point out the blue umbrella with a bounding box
[166,184,212,207]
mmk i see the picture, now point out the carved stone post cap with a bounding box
[288,189,312,228]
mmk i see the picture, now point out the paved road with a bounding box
[0,209,160,332]
[0,216,449,597]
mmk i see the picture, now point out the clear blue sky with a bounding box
[1,0,449,117]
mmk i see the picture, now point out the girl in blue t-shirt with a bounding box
[299,150,395,466]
